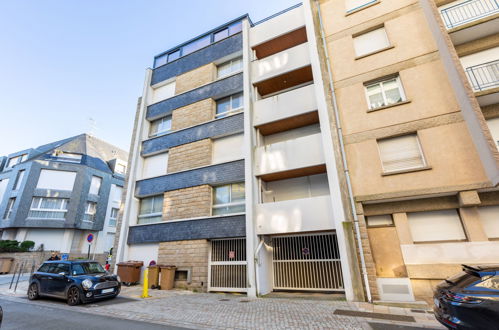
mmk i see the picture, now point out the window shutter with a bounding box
[407,210,466,242]
[142,152,168,179]
[378,134,425,172]
[478,206,499,238]
[353,27,390,57]
[212,134,244,164]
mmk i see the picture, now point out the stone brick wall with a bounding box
[175,63,216,95]
[163,185,212,221]
[171,99,215,131]
[157,239,209,291]
[167,139,212,173]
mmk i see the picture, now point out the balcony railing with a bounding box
[441,0,499,29]
[465,60,499,91]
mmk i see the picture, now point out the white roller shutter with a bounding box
[89,176,102,195]
[407,210,466,242]
[212,134,244,164]
[37,169,77,191]
[378,134,426,173]
[353,27,390,57]
[478,206,499,238]
[142,152,168,179]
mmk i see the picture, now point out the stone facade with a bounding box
[157,239,209,291]
[175,63,216,95]
[167,139,212,173]
[163,185,212,220]
[171,99,215,131]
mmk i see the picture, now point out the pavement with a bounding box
[0,275,444,329]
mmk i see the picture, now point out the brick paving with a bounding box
[0,281,443,329]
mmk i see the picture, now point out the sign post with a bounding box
[86,233,94,259]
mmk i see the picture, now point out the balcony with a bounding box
[255,195,334,235]
[465,60,499,106]
[253,84,317,128]
[440,0,499,44]
[254,133,324,177]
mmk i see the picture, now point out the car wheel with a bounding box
[28,283,39,300]
[67,287,81,306]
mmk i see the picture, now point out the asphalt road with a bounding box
[0,297,188,330]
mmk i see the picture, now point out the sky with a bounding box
[0,0,298,156]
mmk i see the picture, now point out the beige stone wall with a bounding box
[163,185,212,220]
[167,139,212,173]
[175,63,216,95]
[158,239,209,291]
[171,98,215,131]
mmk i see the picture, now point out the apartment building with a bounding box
[0,134,127,258]
[114,4,366,300]
[311,0,499,301]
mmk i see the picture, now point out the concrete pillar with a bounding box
[393,213,413,244]
[459,207,488,241]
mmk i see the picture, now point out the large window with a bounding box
[212,183,245,215]
[89,176,102,195]
[149,116,172,137]
[365,75,406,110]
[377,134,426,173]
[138,195,163,224]
[28,197,69,220]
[13,170,25,191]
[217,57,243,79]
[3,198,15,220]
[109,207,119,227]
[36,169,77,191]
[6,154,27,168]
[216,92,243,118]
[83,202,97,222]
[407,210,466,242]
[353,27,390,57]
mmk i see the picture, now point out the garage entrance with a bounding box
[208,238,247,293]
[272,233,344,291]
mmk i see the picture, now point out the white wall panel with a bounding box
[478,205,499,238]
[25,229,65,251]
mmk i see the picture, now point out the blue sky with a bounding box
[0,0,298,156]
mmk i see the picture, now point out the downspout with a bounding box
[314,0,372,302]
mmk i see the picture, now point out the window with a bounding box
[183,35,211,56]
[212,134,243,164]
[37,169,77,191]
[353,27,390,57]
[53,152,82,163]
[0,179,9,202]
[13,170,25,190]
[214,28,229,42]
[115,163,126,175]
[478,206,499,238]
[486,117,499,151]
[109,207,119,227]
[365,76,406,110]
[6,154,27,168]
[138,195,163,224]
[212,183,245,215]
[151,80,176,103]
[261,174,329,203]
[217,57,243,79]
[89,176,102,195]
[377,134,426,173]
[83,202,97,222]
[167,50,180,62]
[112,185,123,202]
[150,116,172,137]
[216,92,243,118]
[407,210,466,242]
[142,153,168,179]
[366,215,394,227]
[3,198,15,219]
[346,0,378,12]
[28,197,69,220]
[475,276,499,290]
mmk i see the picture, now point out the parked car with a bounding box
[433,264,499,329]
[27,260,121,305]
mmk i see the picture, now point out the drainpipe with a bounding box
[314,0,372,303]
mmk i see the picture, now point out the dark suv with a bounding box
[28,260,121,305]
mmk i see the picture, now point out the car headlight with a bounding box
[82,279,93,290]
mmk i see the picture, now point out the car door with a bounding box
[48,263,71,297]
[34,263,52,294]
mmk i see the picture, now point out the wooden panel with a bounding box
[257,111,319,136]
[253,27,308,59]
[367,227,408,278]
[259,164,326,182]
[255,66,313,97]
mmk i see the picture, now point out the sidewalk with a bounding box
[0,282,444,329]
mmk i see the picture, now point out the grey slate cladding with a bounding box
[147,73,243,120]
[127,214,246,244]
[142,113,244,156]
[135,160,244,197]
[151,33,243,86]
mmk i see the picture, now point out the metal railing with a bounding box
[465,60,499,91]
[441,0,499,29]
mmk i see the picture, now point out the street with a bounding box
[0,297,187,330]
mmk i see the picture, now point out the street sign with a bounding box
[87,233,94,243]
[61,253,69,261]
[228,251,235,259]
[302,247,310,256]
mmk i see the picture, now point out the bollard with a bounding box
[141,268,150,298]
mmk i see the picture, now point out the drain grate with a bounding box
[239,300,250,303]
[219,299,230,301]
[333,309,415,322]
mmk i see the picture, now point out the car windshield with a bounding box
[72,262,106,275]
[446,271,480,287]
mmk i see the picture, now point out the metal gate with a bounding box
[208,238,247,292]
[272,233,344,291]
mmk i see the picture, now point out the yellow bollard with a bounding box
[141,268,150,298]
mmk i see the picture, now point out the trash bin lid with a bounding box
[158,264,176,269]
